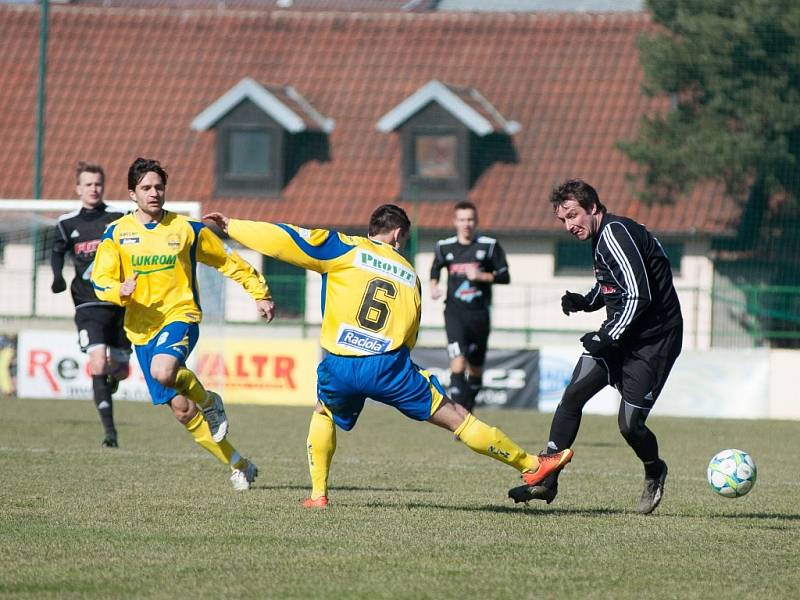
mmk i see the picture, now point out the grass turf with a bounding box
[1,397,798,599]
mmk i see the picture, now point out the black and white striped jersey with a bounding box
[430,233,510,311]
[582,213,682,340]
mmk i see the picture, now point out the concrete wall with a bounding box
[767,350,800,420]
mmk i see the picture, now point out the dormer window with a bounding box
[218,112,283,196]
[192,78,334,197]
[400,103,468,199]
[415,133,457,178]
[226,128,276,178]
[378,80,520,201]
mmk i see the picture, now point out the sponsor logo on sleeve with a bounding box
[336,325,392,355]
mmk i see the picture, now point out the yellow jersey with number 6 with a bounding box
[228,219,421,356]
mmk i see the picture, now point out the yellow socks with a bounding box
[454,414,537,472]
[175,367,210,408]
[185,411,242,468]
[306,411,336,500]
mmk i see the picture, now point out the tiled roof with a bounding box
[438,0,644,11]
[0,6,742,235]
[69,0,438,11]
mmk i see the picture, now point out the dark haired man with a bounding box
[509,179,683,514]
[92,157,274,490]
[51,162,130,447]
[204,204,572,509]
[430,201,510,411]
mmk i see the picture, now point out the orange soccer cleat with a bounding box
[521,448,574,487]
[302,496,329,509]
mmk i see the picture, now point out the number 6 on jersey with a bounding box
[358,278,396,332]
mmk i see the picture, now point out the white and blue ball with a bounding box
[707,449,757,498]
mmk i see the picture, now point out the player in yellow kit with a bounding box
[204,204,573,507]
[92,158,275,490]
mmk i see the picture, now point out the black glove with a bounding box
[580,330,613,354]
[561,291,590,315]
[51,276,67,294]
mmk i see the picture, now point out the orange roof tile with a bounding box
[0,6,742,236]
[71,0,437,11]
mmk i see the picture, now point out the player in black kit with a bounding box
[51,162,131,447]
[509,179,683,514]
[430,201,510,411]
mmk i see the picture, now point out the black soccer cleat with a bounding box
[508,483,558,504]
[101,437,118,448]
[638,460,668,515]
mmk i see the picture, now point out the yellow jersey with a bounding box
[92,211,269,345]
[228,220,421,357]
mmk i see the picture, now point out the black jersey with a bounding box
[52,203,125,309]
[430,234,510,311]
[583,213,682,340]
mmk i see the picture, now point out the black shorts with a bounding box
[444,305,490,367]
[74,305,131,355]
[600,324,683,410]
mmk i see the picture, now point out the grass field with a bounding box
[2,397,799,599]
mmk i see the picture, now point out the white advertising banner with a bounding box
[538,346,621,414]
[538,346,771,420]
[656,349,770,419]
[17,330,153,401]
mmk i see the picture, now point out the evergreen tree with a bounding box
[620,0,800,346]
[621,0,800,202]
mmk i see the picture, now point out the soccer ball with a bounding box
[707,449,757,498]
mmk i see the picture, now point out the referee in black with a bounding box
[509,179,683,514]
[51,162,131,447]
[430,201,510,411]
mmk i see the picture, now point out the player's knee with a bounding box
[450,356,466,373]
[151,364,177,388]
[560,383,588,415]
[618,418,647,442]
[87,356,107,376]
